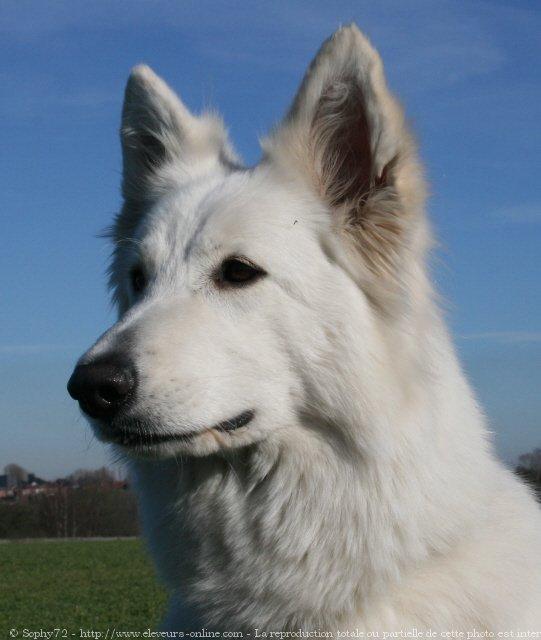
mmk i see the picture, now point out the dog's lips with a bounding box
[103,409,255,448]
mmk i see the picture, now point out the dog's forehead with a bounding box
[140,166,326,263]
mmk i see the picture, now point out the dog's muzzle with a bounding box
[102,409,256,448]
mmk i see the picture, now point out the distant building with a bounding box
[0,467,47,501]
[0,465,126,503]
[27,473,45,485]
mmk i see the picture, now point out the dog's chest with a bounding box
[134,454,365,628]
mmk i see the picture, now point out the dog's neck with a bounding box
[131,364,493,630]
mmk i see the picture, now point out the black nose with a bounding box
[67,356,136,420]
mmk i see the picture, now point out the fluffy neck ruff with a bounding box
[132,388,491,630]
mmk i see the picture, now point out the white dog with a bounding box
[68,24,541,631]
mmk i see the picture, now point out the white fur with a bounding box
[77,25,541,632]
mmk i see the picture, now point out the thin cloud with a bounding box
[2,1,509,87]
[0,344,76,355]
[493,203,541,225]
[461,332,541,344]
[0,74,117,118]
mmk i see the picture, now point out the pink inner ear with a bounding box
[311,77,376,209]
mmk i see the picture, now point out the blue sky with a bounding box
[1,1,539,479]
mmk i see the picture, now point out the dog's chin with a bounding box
[90,409,257,459]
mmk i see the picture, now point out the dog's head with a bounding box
[68,25,429,459]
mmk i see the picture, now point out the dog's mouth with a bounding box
[102,409,255,448]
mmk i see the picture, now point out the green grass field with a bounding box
[0,539,168,636]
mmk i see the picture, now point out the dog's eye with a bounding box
[220,258,266,286]
[130,267,147,294]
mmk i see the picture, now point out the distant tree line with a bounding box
[0,449,539,539]
[515,448,541,502]
[0,467,139,539]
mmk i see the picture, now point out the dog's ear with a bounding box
[121,65,237,204]
[110,66,239,310]
[264,25,427,284]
